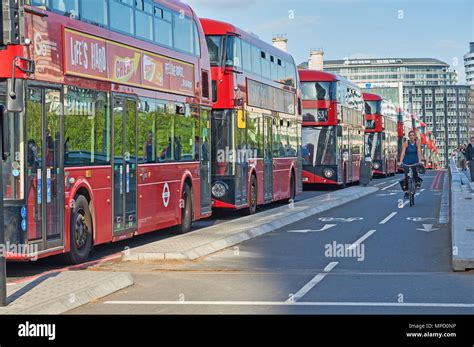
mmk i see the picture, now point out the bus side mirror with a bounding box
[336,125,342,137]
[7,78,24,112]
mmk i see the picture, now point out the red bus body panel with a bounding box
[4,1,212,260]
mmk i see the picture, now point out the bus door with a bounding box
[25,87,64,252]
[200,108,212,214]
[112,95,138,235]
[235,112,248,206]
[263,116,273,202]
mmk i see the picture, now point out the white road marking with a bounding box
[407,217,435,222]
[416,224,439,232]
[287,224,337,233]
[381,182,400,190]
[348,230,376,250]
[287,262,338,302]
[318,217,363,222]
[104,300,474,308]
[379,212,397,224]
[399,201,409,208]
[313,224,337,232]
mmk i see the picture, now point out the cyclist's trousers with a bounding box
[399,166,423,191]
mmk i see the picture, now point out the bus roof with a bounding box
[151,0,195,17]
[362,92,382,101]
[200,18,295,62]
[298,69,360,89]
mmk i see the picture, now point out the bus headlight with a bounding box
[373,162,381,170]
[323,168,335,178]
[212,182,227,198]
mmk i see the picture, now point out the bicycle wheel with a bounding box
[408,178,415,207]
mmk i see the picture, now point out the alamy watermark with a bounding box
[0,241,39,261]
[216,146,258,164]
[324,241,365,262]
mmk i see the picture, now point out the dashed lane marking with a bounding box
[379,212,397,224]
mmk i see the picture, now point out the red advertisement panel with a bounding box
[64,28,108,80]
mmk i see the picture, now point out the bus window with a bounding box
[211,110,233,176]
[81,0,108,26]
[207,36,222,66]
[1,104,24,200]
[173,13,194,54]
[138,98,156,163]
[154,9,173,47]
[50,0,78,17]
[251,45,261,75]
[241,40,252,71]
[110,0,134,35]
[64,87,110,166]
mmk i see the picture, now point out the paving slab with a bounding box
[0,271,134,314]
[124,186,378,261]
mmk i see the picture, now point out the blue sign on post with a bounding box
[21,219,27,232]
[21,206,27,219]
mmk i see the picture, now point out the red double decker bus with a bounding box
[396,107,412,172]
[299,70,364,187]
[1,0,212,263]
[425,131,439,169]
[363,93,398,177]
[200,19,302,214]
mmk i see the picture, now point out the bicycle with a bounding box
[403,163,423,207]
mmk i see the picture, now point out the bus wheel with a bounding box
[243,175,258,215]
[67,195,92,264]
[176,183,193,234]
[287,172,296,204]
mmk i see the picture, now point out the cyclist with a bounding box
[398,130,424,199]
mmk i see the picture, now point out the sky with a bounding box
[187,0,474,83]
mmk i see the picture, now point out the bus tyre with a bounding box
[243,175,258,215]
[67,195,92,264]
[287,172,296,204]
[176,183,193,234]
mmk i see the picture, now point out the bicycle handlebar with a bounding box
[402,163,424,167]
